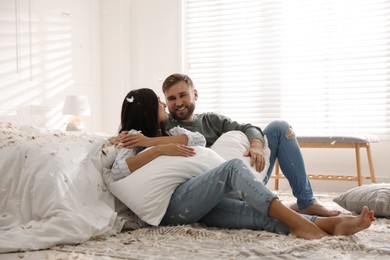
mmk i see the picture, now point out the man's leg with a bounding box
[263,120,340,216]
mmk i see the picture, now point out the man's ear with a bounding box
[193,89,198,101]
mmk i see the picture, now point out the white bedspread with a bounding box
[0,123,117,253]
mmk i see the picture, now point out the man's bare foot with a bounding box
[331,206,375,236]
[289,202,341,217]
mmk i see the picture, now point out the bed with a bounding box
[0,121,119,253]
[1,120,390,259]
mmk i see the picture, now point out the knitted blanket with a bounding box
[10,193,390,260]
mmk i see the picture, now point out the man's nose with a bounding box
[175,99,183,106]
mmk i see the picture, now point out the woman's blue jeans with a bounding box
[263,120,316,209]
[160,159,315,234]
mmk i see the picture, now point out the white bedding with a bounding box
[0,122,118,253]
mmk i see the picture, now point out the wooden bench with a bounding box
[272,134,379,190]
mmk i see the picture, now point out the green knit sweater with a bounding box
[165,112,264,147]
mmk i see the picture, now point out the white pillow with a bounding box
[211,131,270,182]
[106,146,225,226]
[333,183,390,217]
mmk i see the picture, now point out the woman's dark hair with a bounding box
[119,88,166,137]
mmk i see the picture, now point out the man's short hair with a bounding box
[162,73,194,93]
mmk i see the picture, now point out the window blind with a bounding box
[182,0,390,139]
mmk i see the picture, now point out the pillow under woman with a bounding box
[108,88,375,240]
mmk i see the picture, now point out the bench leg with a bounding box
[366,145,377,183]
[355,144,363,186]
[274,159,280,190]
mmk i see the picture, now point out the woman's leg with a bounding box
[203,198,374,239]
[161,159,276,225]
[161,159,317,235]
[161,158,373,239]
[199,198,291,234]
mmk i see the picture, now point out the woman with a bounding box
[110,88,375,240]
[111,88,206,182]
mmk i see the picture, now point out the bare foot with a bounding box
[289,219,329,240]
[290,202,341,217]
[332,206,375,236]
[268,198,329,240]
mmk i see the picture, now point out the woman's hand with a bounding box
[117,132,153,148]
[157,143,196,157]
[115,131,128,146]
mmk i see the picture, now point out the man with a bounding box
[161,73,340,217]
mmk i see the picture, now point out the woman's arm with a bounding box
[125,143,196,173]
[112,142,197,181]
[118,134,189,148]
[117,126,206,148]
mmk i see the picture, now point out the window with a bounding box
[182,0,390,139]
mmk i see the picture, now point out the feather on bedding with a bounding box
[0,122,118,253]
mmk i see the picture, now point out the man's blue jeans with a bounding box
[160,159,315,233]
[263,120,316,209]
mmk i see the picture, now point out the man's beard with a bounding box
[171,103,195,121]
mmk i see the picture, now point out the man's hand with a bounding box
[243,139,265,172]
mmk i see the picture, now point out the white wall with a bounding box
[99,0,182,135]
[0,0,102,132]
[99,0,131,135]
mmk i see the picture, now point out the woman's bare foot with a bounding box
[332,206,375,236]
[289,219,329,240]
[314,206,375,236]
[268,199,330,240]
[289,202,341,217]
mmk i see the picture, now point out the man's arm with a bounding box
[209,113,265,144]
[208,113,266,172]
